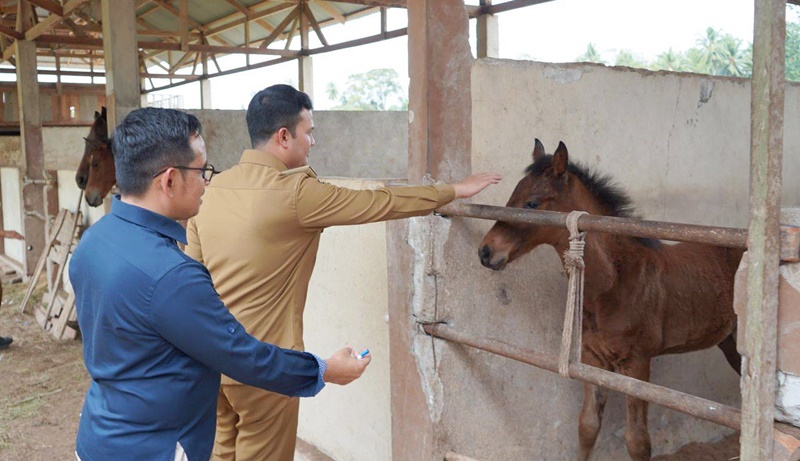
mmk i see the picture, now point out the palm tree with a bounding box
[577,43,605,64]
[696,27,725,74]
[615,50,645,68]
[717,35,747,77]
[652,48,685,72]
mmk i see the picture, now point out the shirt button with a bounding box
[227,326,235,334]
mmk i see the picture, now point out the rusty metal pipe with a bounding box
[422,322,743,429]
[437,202,748,248]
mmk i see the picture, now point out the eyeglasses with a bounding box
[153,164,218,182]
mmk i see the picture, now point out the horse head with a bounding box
[76,107,116,207]
[479,139,625,271]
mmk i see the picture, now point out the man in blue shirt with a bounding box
[69,107,371,461]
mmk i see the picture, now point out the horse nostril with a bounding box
[479,245,492,264]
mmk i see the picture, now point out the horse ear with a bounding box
[532,138,545,162]
[94,111,100,120]
[101,107,107,119]
[553,141,568,177]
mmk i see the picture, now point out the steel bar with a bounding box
[421,323,800,441]
[438,202,748,248]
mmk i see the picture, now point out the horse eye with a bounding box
[524,201,539,209]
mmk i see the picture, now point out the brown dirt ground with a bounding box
[0,279,88,461]
[0,277,742,461]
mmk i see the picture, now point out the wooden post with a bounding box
[101,0,140,128]
[741,0,785,459]
[15,39,47,275]
[476,0,498,58]
[298,1,313,100]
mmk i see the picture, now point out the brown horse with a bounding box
[75,107,115,207]
[478,139,742,461]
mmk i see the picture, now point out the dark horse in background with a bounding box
[75,107,115,207]
[478,139,742,461]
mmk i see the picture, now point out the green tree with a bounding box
[332,68,407,111]
[717,35,748,77]
[651,48,686,72]
[615,50,646,68]
[325,81,338,101]
[695,27,724,74]
[577,43,605,64]
[786,7,800,81]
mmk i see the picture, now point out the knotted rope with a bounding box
[558,211,589,378]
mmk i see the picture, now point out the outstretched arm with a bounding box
[451,173,502,199]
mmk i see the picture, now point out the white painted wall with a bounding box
[1,167,24,264]
[299,178,392,461]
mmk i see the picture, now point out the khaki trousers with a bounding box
[213,384,299,461]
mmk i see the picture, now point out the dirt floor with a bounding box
[0,278,87,461]
[0,276,743,461]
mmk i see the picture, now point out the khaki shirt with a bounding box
[185,150,455,385]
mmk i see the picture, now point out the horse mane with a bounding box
[526,155,660,248]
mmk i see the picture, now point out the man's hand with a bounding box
[452,173,502,199]
[323,346,371,385]
[1,230,24,240]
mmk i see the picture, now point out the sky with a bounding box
[0,1,773,110]
[152,0,765,111]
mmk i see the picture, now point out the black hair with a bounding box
[246,84,313,148]
[526,155,660,249]
[113,107,202,196]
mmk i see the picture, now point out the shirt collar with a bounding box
[239,150,288,172]
[111,196,188,244]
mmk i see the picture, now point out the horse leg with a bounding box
[717,329,741,375]
[578,352,610,461]
[622,359,652,461]
[578,382,609,461]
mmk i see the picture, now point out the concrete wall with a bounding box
[413,59,800,460]
[193,110,407,178]
[0,110,406,176]
[299,178,395,461]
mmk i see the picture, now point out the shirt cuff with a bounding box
[312,353,327,394]
[433,184,456,206]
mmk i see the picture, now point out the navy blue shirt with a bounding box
[70,198,325,461]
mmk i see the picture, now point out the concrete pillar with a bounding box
[15,40,51,275]
[298,57,313,101]
[476,0,499,58]
[200,78,212,109]
[407,0,472,183]
[388,1,473,461]
[101,0,140,128]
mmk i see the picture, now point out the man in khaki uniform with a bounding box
[185,84,501,461]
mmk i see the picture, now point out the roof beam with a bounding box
[323,0,405,7]
[223,0,249,16]
[179,0,188,51]
[24,0,93,42]
[309,0,345,24]
[204,2,293,37]
[26,0,62,16]
[465,0,555,17]
[259,5,299,49]
[0,23,23,39]
[304,2,327,46]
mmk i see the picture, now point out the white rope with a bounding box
[558,211,589,378]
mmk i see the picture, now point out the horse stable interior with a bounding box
[0,1,798,460]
